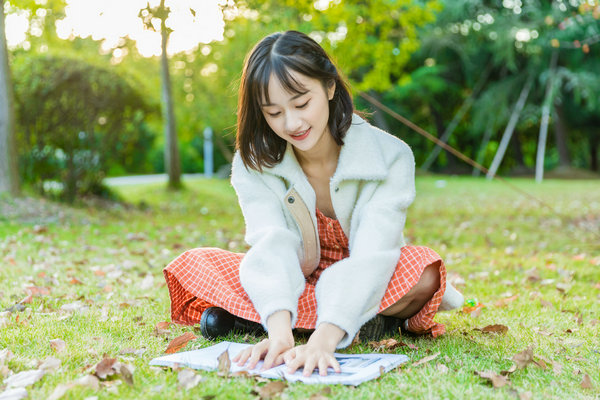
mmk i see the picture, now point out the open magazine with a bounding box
[149,341,409,385]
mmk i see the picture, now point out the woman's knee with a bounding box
[417,261,441,299]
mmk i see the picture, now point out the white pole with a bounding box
[486,75,534,180]
[535,51,559,183]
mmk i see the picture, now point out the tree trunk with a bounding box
[421,62,492,171]
[0,0,19,195]
[486,75,533,179]
[368,91,390,132]
[535,50,558,183]
[429,104,457,171]
[160,0,181,190]
[553,103,571,167]
[590,134,598,172]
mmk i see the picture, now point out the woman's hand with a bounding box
[283,322,345,376]
[283,343,341,376]
[232,336,294,370]
[232,310,294,371]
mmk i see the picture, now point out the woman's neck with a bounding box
[294,131,341,175]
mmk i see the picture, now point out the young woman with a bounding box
[163,30,463,377]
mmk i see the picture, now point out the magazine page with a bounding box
[149,341,409,385]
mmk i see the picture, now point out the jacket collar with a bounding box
[264,114,388,183]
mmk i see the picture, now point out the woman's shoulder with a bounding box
[348,114,413,159]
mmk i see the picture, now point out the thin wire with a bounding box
[358,91,600,243]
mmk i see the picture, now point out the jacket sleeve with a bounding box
[230,154,305,329]
[314,142,416,348]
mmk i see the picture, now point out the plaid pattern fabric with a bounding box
[163,209,446,337]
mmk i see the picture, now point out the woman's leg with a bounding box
[380,260,441,319]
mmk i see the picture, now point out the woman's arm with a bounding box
[231,153,306,330]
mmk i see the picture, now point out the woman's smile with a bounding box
[290,128,311,140]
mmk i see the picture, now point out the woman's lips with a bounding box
[290,128,310,141]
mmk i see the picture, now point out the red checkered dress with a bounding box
[163,209,446,337]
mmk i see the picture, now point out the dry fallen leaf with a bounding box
[518,391,533,400]
[436,363,449,374]
[309,387,332,400]
[476,324,509,334]
[49,339,66,353]
[217,349,231,376]
[413,352,440,367]
[0,387,28,400]
[95,357,118,380]
[4,369,45,388]
[120,364,134,386]
[540,299,554,309]
[178,369,203,390]
[552,362,563,375]
[512,346,534,369]
[25,286,50,297]
[494,295,518,308]
[581,374,593,389]
[73,375,100,390]
[253,381,288,400]
[153,321,172,337]
[369,338,408,351]
[475,370,510,388]
[47,384,72,400]
[39,357,61,373]
[165,332,197,354]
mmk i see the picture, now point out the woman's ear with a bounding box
[327,80,336,100]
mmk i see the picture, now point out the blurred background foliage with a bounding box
[2,0,599,200]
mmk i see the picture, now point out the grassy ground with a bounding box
[1,176,599,399]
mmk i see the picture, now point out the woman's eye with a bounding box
[267,112,280,117]
[297,101,309,109]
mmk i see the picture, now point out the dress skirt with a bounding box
[163,209,447,337]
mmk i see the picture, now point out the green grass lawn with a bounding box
[1,176,599,399]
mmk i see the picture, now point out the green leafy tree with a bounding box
[12,55,152,202]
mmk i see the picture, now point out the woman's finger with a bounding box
[247,341,268,369]
[235,347,252,366]
[302,356,317,377]
[330,355,341,373]
[286,354,304,375]
[318,357,330,376]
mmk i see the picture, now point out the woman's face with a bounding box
[260,71,335,156]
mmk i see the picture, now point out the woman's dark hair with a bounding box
[236,30,354,171]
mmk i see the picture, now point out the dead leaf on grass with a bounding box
[217,349,231,376]
[120,364,134,386]
[309,387,332,400]
[512,346,534,369]
[68,277,83,285]
[4,369,45,388]
[412,352,440,367]
[253,381,288,400]
[474,370,510,388]
[49,339,66,353]
[518,391,533,400]
[436,363,449,374]
[540,299,554,309]
[26,286,50,297]
[0,387,28,400]
[39,357,61,373]
[475,324,509,334]
[47,384,70,400]
[153,321,171,337]
[178,369,203,390]
[494,295,518,308]
[552,362,563,375]
[73,375,100,390]
[94,357,118,380]
[165,332,197,354]
[581,374,593,389]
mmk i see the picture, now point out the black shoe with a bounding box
[200,307,265,339]
[359,315,405,342]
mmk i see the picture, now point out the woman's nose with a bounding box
[285,111,302,133]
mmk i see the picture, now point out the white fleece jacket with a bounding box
[230,114,416,348]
